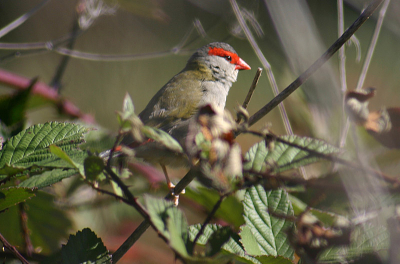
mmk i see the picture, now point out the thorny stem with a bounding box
[0,233,30,264]
[244,0,384,130]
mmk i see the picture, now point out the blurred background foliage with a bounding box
[0,0,400,263]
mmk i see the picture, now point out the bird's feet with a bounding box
[168,182,185,206]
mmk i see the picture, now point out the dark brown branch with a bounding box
[246,0,384,128]
[112,168,199,263]
[0,232,30,264]
[237,68,262,123]
[190,195,225,254]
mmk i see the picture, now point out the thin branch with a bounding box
[0,0,51,39]
[112,220,151,263]
[86,181,132,206]
[245,0,384,129]
[190,195,225,253]
[50,20,81,91]
[54,46,194,61]
[0,19,205,62]
[0,233,30,264]
[339,0,391,147]
[112,168,199,263]
[0,69,95,123]
[230,0,293,135]
[237,68,262,123]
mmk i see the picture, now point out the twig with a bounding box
[112,220,151,263]
[190,195,225,253]
[0,233,30,264]
[86,181,131,206]
[339,0,391,147]
[18,203,33,257]
[0,69,95,123]
[236,68,262,123]
[111,168,198,263]
[230,0,293,135]
[54,47,194,61]
[245,0,384,129]
[50,20,80,91]
[0,0,51,39]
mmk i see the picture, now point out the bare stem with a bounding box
[237,67,262,123]
[0,233,30,264]
[111,168,199,263]
[0,0,51,39]
[190,195,225,254]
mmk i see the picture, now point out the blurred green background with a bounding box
[1,0,400,263]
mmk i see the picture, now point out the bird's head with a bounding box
[186,42,251,84]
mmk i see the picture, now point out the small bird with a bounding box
[119,42,250,188]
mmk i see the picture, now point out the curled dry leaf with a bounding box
[186,104,242,193]
[345,88,400,148]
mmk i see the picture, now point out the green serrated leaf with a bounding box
[84,156,105,180]
[18,169,78,189]
[0,187,36,211]
[189,224,293,264]
[141,126,183,153]
[0,122,89,172]
[61,228,111,264]
[50,144,78,168]
[244,135,339,173]
[144,195,188,257]
[240,225,262,255]
[189,224,255,263]
[185,187,244,228]
[206,226,234,256]
[242,185,294,259]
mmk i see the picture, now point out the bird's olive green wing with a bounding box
[139,70,206,129]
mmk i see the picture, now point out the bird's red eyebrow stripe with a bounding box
[208,47,240,65]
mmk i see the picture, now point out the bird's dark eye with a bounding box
[225,56,232,62]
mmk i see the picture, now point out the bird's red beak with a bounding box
[235,58,251,70]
